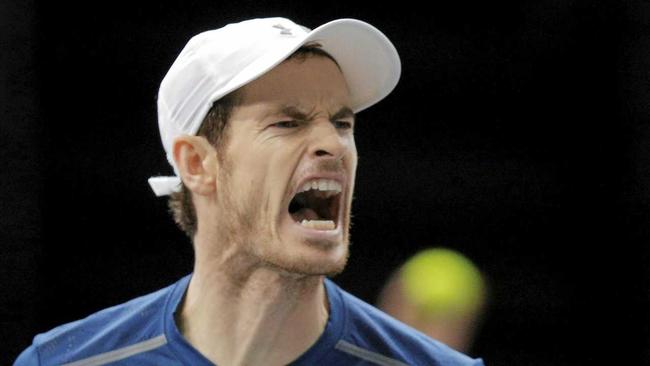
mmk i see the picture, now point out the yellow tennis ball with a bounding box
[401,248,484,316]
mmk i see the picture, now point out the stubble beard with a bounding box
[216,162,350,278]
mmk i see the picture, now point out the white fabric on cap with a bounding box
[149,17,401,196]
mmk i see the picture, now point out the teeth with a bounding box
[298,179,342,195]
[318,180,328,191]
[300,219,336,230]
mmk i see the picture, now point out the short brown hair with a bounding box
[168,44,338,239]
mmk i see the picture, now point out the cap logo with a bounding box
[272,24,294,36]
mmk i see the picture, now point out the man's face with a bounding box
[213,55,357,276]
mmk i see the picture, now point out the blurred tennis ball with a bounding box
[401,248,485,316]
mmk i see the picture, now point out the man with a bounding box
[15,17,485,365]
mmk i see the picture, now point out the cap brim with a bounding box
[219,18,401,114]
[304,18,401,113]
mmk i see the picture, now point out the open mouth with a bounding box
[288,179,342,231]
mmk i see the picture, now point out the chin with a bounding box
[261,238,350,277]
[302,238,350,276]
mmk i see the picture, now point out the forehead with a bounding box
[237,56,352,111]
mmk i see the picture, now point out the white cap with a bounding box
[148,17,401,196]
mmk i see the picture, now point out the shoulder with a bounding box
[13,344,39,366]
[16,280,181,366]
[328,280,485,366]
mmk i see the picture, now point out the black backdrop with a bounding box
[2,1,649,365]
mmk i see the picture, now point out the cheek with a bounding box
[238,141,304,205]
[346,139,358,204]
[347,138,358,172]
[269,142,305,191]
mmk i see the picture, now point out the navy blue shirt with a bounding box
[15,275,484,365]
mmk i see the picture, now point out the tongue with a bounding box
[291,208,320,222]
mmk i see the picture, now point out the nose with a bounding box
[309,119,348,160]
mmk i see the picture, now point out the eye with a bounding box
[272,120,300,128]
[333,120,353,130]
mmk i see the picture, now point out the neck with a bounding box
[176,239,329,366]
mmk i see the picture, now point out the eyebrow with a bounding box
[330,106,355,121]
[272,105,355,122]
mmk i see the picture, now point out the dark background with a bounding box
[2,1,649,365]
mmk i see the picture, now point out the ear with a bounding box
[172,135,218,196]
